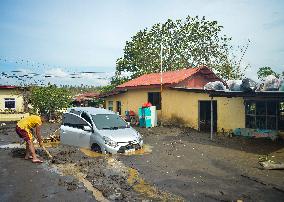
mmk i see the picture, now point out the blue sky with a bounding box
[0,0,283,86]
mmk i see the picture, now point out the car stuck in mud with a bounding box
[60,107,143,154]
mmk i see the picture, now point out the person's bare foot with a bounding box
[24,155,33,160]
[31,158,43,163]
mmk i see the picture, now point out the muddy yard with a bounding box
[0,122,284,202]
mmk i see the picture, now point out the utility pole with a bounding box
[160,38,163,125]
[210,97,213,140]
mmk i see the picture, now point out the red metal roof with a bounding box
[0,85,18,89]
[117,66,219,89]
[74,92,100,102]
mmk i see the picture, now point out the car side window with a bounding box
[81,112,93,126]
[70,109,81,115]
[63,112,90,130]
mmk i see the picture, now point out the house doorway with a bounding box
[199,100,217,132]
[116,101,121,115]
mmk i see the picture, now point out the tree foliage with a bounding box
[30,84,71,118]
[257,66,280,80]
[116,15,246,81]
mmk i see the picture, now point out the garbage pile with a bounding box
[42,128,60,143]
[204,75,284,92]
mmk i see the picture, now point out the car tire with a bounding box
[91,143,102,153]
[130,116,137,125]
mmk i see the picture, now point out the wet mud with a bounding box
[49,145,181,201]
[1,122,284,201]
[118,126,284,201]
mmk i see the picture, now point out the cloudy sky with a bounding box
[0,0,283,86]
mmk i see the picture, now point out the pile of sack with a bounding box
[204,75,284,92]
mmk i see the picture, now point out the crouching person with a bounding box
[16,115,44,163]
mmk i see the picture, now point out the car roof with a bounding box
[67,107,116,115]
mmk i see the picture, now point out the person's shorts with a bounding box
[16,126,32,142]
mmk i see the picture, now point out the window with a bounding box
[91,114,127,130]
[81,112,93,126]
[63,112,90,129]
[4,98,15,109]
[245,100,278,130]
[108,101,113,111]
[148,92,161,110]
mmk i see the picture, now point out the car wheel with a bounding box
[130,116,137,125]
[91,143,102,153]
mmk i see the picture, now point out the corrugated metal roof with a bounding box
[73,92,100,102]
[0,85,18,89]
[117,66,209,88]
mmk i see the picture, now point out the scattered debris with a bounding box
[259,161,284,170]
[0,143,24,149]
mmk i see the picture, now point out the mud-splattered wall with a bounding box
[104,88,245,132]
[105,88,161,118]
[162,90,245,132]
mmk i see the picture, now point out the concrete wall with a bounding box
[105,88,161,117]
[0,89,29,122]
[0,89,25,112]
[0,113,29,122]
[104,88,245,132]
[162,90,245,131]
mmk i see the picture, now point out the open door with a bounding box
[61,112,92,148]
[199,101,217,132]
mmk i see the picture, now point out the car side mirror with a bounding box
[83,125,92,132]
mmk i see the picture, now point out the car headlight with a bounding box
[103,136,117,147]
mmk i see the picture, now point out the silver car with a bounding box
[60,107,143,154]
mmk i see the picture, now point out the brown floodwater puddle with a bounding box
[80,148,106,157]
[42,141,60,148]
[80,144,153,158]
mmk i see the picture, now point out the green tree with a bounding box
[116,15,246,80]
[30,84,71,119]
[257,66,280,80]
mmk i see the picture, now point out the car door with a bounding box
[61,112,92,148]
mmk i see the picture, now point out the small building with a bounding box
[209,91,284,132]
[0,85,29,122]
[102,66,284,135]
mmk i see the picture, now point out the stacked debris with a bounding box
[42,128,60,143]
[260,75,282,91]
[227,80,242,91]
[204,75,284,92]
[204,81,226,91]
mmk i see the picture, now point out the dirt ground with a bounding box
[1,122,284,202]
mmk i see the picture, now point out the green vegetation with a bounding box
[30,84,71,119]
[257,66,281,80]
[116,15,248,82]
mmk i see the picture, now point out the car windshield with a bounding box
[91,114,127,130]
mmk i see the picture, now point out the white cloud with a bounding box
[45,68,69,78]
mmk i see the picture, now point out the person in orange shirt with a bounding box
[16,115,44,163]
